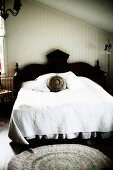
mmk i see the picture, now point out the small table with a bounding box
[0,89,12,103]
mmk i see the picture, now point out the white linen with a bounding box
[8,76,113,145]
[30,71,84,92]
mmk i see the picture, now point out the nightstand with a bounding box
[0,90,13,117]
[0,89,12,103]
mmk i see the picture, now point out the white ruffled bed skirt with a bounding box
[25,132,113,140]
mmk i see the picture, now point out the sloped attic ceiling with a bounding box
[33,0,113,34]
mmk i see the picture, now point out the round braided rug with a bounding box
[8,144,113,170]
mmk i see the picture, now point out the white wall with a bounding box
[5,0,113,93]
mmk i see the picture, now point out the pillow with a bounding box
[47,75,67,92]
[32,71,84,92]
[34,73,56,92]
[34,71,74,92]
[58,71,84,90]
[22,80,37,90]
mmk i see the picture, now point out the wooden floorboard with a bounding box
[0,117,113,170]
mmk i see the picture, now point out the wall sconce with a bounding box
[104,42,112,54]
[104,43,112,51]
[0,0,22,20]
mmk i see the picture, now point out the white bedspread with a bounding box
[8,77,113,144]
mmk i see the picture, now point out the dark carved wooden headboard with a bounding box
[13,49,107,99]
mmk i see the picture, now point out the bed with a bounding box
[8,49,113,145]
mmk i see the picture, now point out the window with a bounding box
[0,16,5,75]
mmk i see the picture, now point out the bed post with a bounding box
[13,63,21,100]
[95,60,108,90]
